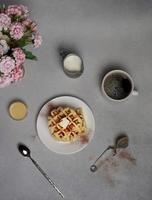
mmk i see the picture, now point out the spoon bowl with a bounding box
[18,143,31,157]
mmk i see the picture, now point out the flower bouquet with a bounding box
[0,4,42,88]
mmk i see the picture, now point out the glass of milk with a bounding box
[62,53,84,78]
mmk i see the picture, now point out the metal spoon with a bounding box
[90,135,129,172]
[18,143,64,198]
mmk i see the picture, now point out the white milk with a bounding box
[63,54,82,72]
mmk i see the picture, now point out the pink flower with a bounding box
[0,75,12,88]
[19,5,28,15]
[0,40,10,56]
[33,34,42,48]
[0,65,24,87]
[11,66,24,82]
[6,5,22,16]
[0,48,3,56]
[22,18,37,32]
[6,5,28,16]
[22,18,32,26]
[13,48,25,66]
[30,22,37,32]
[0,56,15,74]
[10,23,24,40]
[0,14,11,31]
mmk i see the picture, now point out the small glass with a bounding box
[60,50,84,78]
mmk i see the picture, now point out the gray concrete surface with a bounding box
[0,0,152,199]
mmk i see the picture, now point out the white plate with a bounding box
[36,96,95,154]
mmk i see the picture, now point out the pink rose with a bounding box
[11,66,24,82]
[13,48,25,66]
[6,5,28,16]
[33,34,42,48]
[0,14,11,31]
[0,56,15,74]
[10,23,24,40]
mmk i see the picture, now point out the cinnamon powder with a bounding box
[79,134,89,144]
[118,149,136,165]
[93,149,136,186]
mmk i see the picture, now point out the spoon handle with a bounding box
[93,146,111,164]
[30,157,64,198]
[90,146,112,172]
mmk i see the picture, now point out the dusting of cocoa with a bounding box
[40,103,57,118]
[102,167,114,186]
[79,134,89,144]
[89,155,96,161]
[118,149,136,165]
[96,149,136,186]
[101,156,117,186]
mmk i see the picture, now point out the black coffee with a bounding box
[104,74,132,100]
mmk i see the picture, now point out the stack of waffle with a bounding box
[48,107,86,142]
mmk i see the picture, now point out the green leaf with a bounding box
[22,49,37,61]
[0,4,5,10]
[16,37,30,47]
[0,4,6,13]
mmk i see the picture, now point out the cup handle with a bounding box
[132,89,139,96]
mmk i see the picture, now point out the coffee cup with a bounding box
[101,70,138,102]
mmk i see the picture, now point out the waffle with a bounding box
[48,107,87,142]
